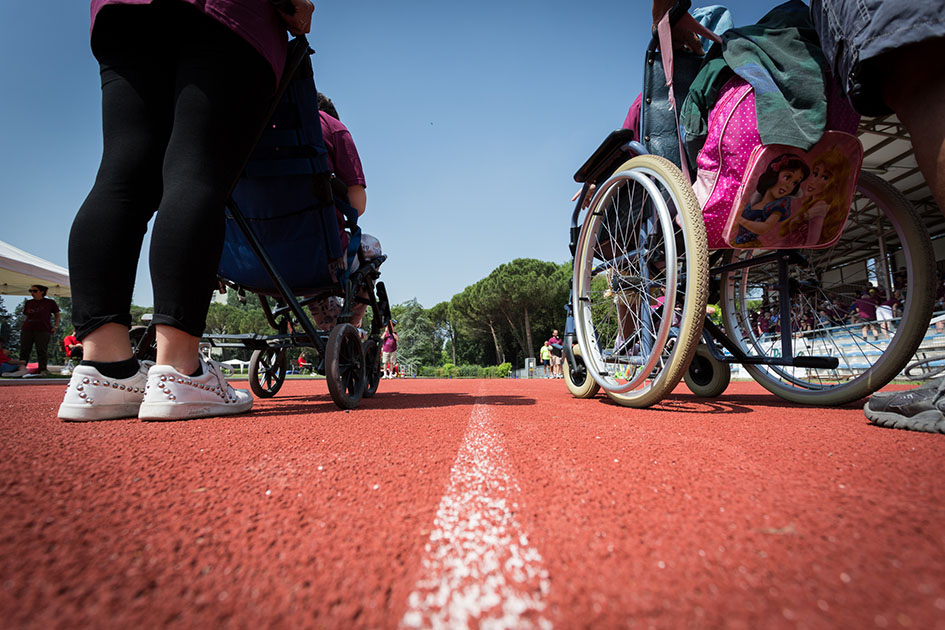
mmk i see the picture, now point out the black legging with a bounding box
[69,1,275,340]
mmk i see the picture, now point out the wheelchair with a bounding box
[134,36,392,410]
[562,11,936,408]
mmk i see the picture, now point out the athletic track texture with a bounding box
[1,378,944,630]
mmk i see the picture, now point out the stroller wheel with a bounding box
[326,324,365,409]
[249,348,287,398]
[362,338,382,398]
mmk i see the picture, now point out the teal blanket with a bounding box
[680,0,828,161]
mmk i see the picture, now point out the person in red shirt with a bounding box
[63,330,83,360]
[0,339,27,377]
[298,352,311,374]
[21,285,60,376]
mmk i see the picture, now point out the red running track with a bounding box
[1,378,944,629]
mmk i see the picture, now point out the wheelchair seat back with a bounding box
[218,55,360,296]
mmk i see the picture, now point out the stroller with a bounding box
[562,1,936,408]
[134,36,391,410]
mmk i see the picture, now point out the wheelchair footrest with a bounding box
[739,355,840,369]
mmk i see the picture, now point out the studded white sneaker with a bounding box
[58,362,151,421]
[138,358,253,421]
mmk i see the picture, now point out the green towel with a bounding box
[680,0,828,161]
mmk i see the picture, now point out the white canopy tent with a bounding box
[0,239,70,297]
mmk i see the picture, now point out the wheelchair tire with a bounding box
[564,345,601,399]
[903,356,945,381]
[572,155,708,408]
[720,171,936,405]
[326,323,365,409]
[683,343,730,398]
[362,338,382,398]
[249,348,287,398]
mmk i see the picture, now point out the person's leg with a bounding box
[34,331,50,372]
[881,39,945,214]
[147,7,274,375]
[69,6,172,367]
[863,43,945,431]
[19,330,35,367]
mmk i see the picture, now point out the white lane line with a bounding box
[400,401,552,630]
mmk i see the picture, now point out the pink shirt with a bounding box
[90,0,288,80]
[320,112,367,188]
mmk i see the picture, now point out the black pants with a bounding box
[69,1,275,340]
[20,330,51,372]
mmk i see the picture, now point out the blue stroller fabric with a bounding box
[218,56,361,296]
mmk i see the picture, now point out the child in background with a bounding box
[0,339,27,377]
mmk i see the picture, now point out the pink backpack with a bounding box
[693,76,862,249]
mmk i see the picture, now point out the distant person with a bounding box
[875,290,902,338]
[63,330,83,359]
[0,339,27,378]
[20,285,60,377]
[855,288,880,340]
[59,0,314,421]
[381,323,398,379]
[548,329,563,379]
[62,329,84,375]
[539,341,552,378]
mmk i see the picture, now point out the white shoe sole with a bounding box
[58,402,141,422]
[138,398,253,421]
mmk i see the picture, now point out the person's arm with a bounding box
[651,0,705,55]
[273,0,314,35]
[54,311,61,331]
[347,185,367,216]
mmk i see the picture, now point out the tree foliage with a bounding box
[391,298,438,369]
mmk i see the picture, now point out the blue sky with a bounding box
[0,0,770,311]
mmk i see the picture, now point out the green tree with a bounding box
[484,258,566,360]
[391,299,437,368]
[451,281,506,365]
[429,300,457,366]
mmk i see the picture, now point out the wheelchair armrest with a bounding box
[573,129,637,184]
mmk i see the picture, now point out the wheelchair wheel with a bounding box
[572,155,709,408]
[683,343,730,398]
[362,338,382,398]
[249,348,287,398]
[326,323,365,409]
[564,345,601,399]
[720,171,936,405]
[903,356,945,381]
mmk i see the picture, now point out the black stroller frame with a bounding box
[134,36,392,410]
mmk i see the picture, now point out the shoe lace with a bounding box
[205,359,232,391]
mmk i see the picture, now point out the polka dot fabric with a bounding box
[692,77,761,249]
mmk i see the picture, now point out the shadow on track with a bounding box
[249,392,536,415]
[591,392,865,415]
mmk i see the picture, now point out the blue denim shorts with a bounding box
[811,0,945,115]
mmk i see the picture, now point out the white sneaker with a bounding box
[138,358,253,421]
[58,362,151,421]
